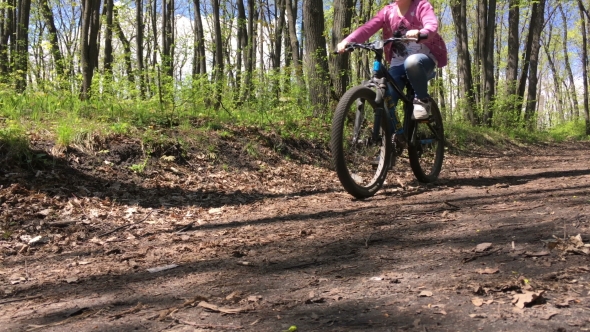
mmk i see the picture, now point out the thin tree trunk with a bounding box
[272,0,285,70]
[102,0,114,74]
[479,0,496,126]
[162,0,174,77]
[330,0,353,101]
[234,0,247,100]
[212,0,224,109]
[450,0,476,125]
[15,0,31,92]
[136,0,145,97]
[523,0,546,127]
[542,26,563,119]
[0,1,15,78]
[303,0,330,115]
[79,0,91,98]
[558,3,579,120]
[191,0,206,76]
[39,0,65,85]
[113,6,133,83]
[504,0,519,122]
[578,0,590,135]
[285,0,302,83]
[242,0,256,101]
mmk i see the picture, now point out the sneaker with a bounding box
[412,98,431,120]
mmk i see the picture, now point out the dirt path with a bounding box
[1,140,590,331]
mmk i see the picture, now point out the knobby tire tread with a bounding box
[331,86,392,199]
[408,99,445,183]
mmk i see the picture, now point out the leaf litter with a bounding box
[2,135,590,331]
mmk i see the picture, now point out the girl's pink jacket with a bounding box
[343,0,448,68]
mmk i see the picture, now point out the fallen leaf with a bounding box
[418,291,433,297]
[555,297,578,308]
[197,301,250,314]
[476,267,499,274]
[65,277,79,284]
[541,312,558,320]
[147,264,178,273]
[37,209,53,217]
[512,290,545,309]
[475,243,493,253]
[525,250,550,257]
[472,297,484,307]
[226,291,243,303]
[469,313,487,318]
[247,295,262,302]
[208,207,223,215]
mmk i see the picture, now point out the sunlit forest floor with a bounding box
[1,130,590,331]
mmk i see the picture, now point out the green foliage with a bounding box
[129,158,148,173]
[548,121,589,142]
[243,140,259,158]
[0,120,31,163]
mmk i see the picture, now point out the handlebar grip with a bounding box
[418,33,428,41]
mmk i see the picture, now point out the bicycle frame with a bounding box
[363,40,414,144]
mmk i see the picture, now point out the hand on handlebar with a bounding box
[336,40,349,53]
[405,30,420,39]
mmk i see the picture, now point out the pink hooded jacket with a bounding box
[343,0,448,68]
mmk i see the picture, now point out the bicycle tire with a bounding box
[407,98,444,183]
[331,85,392,199]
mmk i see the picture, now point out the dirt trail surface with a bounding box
[1,135,590,332]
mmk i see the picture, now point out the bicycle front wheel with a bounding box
[407,98,445,183]
[331,85,392,199]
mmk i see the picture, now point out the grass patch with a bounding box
[548,120,589,142]
[0,120,31,164]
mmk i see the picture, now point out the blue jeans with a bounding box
[387,53,436,109]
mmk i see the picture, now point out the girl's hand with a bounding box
[405,30,420,39]
[337,40,349,53]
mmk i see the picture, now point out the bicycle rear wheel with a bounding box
[407,98,444,183]
[331,85,392,199]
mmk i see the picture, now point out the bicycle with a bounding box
[330,36,445,199]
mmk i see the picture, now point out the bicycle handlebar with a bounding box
[333,33,428,55]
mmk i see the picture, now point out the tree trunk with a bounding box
[234,0,247,98]
[0,1,14,78]
[542,26,563,119]
[242,0,257,101]
[80,0,101,100]
[39,0,65,84]
[191,0,206,76]
[515,1,539,121]
[303,0,330,115]
[450,0,476,125]
[330,0,353,100]
[504,0,519,122]
[162,0,174,77]
[15,0,31,92]
[212,0,224,109]
[136,0,145,97]
[480,0,496,126]
[102,0,114,74]
[114,6,133,83]
[285,0,302,82]
[272,0,285,70]
[558,3,579,120]
[523,0,545,127]
[578,0,590,135]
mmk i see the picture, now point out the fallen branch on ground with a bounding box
[98,211,153,238]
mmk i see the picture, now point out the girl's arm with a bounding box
[417,1,439,37]
[343,7,387,44]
